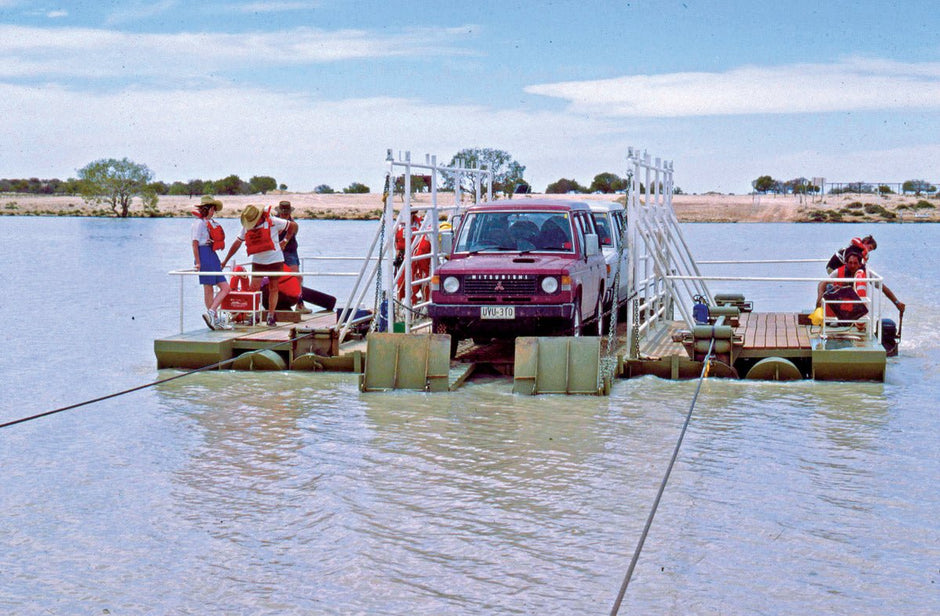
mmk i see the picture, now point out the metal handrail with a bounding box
[665,269,887,342]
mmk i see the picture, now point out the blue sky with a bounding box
[1,0,938,194]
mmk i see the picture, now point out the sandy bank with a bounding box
[1,191,937,223]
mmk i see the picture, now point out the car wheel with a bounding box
[433,319,459,358]
[571,301,582,337]
[591,291,605,336]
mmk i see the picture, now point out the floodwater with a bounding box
[0,217,937,615]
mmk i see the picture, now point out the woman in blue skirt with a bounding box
[191,195,231,329]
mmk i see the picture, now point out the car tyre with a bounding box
[433,319,459,358]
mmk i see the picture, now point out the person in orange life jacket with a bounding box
[276,200,311,314]
[394,210,432,302]
[826,235,877,273]
[824,235,905,314]
[220,204,298,327]
[816,249,868,322]
[229,264,336,316]
[191,195,231,330]
[257,265,337,311]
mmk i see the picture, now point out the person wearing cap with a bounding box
[220,204,298,327]
[275,200,310,314]
[191,195,231,330]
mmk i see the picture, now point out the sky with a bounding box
[1,0,938,194]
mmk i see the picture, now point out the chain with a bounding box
[371,174,390,332]
[631,297,640,358]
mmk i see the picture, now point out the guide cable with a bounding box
[609,336,717,616]
[0,329,313,430]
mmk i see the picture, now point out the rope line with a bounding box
[609,336,716,616]
[0,330,310,430]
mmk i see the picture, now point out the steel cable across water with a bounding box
[609,336,717,615]
[0,329,316,430]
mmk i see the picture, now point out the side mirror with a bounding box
[440,230,454,255]
[584,233,600,258]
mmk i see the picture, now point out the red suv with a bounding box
[429,199,607,352]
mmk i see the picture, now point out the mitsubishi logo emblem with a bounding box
[494,281,505,291]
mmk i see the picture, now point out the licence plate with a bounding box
[481,305,515,319]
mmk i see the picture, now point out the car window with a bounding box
[592,213,612,245]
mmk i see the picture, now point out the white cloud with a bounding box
[525,58,940,117]
[0,82,618,191]
[0,24,476,80]
[234,1,322,13]
[46,10,68,18]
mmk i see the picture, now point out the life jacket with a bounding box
[245,208,276,255]
[206,219,225,251]
[395,216,422,251]
[850,237,870,261]
[825,265,868,317]
[230,265,250,291]
[272,264,301,297]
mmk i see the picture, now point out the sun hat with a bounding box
[277,200,293,213]
[191,195,223,216]
[200,195,223,211]
[241,204,263,229]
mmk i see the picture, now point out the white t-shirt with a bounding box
[237,214,289,264]
[191,218,215,245]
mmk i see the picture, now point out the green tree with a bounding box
[249,175,278,194]
[148,181,169,195]
[751,175,776,194]
[589,172,626,194]
[214,174,248,195]
[446,148,526,198]
[314,184,335,194]
[902,179,936,195]
[343,182,370,194]
[77,157,156,217]
[545,178,586,194]
[278,183,287,191]
[168,181,189,196]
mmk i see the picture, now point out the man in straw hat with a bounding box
[191,195,231,330]
[220,204,298,326]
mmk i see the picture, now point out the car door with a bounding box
[612,211,630,302]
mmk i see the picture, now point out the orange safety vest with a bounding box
[230,265,250,291]
[275,264,301,297]
[245,209,276,255]
[395,217,422,251]
[826,265,867,316]
[206,219,225,251]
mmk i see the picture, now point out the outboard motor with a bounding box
[881,318,899,357]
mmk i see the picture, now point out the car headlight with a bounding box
[443,276,460,293]
[541,276,559,294]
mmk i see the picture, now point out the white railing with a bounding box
[664,268,888,343]
[169,262,365,334]
[625,148,707,357]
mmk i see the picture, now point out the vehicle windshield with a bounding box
[454,211,574,253]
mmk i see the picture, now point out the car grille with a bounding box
[464,274,538,296]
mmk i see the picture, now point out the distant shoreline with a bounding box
[1,191,937,223]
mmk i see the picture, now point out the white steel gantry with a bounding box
[335,150,492,343]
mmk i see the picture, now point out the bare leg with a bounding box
[209,281,231,312]
[267,278,279,321]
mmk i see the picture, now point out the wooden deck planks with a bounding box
[736,312,811,350]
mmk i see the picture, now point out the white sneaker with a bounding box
[202,310,216,330]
